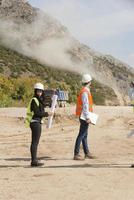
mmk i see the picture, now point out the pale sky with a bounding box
[29,0,134,67]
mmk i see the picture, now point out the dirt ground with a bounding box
[0,106,134,200]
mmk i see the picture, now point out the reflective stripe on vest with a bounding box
[76,87,93,116]
[25,97,39,126]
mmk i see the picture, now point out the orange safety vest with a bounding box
[76,87,93,116]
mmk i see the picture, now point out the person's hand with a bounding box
[48,111,54,116]
[86,119,91,124]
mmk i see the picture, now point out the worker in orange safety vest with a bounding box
[74,74,95,160]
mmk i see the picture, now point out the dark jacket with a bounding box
[30,95,48,123]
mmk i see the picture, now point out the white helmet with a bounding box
[34,83,44,90]
[82,74,92,83]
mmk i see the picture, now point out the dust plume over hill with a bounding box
[0,0,134,105]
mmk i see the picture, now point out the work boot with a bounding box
[85,152,95,159]
[31,160,44,167]
[74,154,84,161]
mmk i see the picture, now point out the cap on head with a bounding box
[82,74,92,83]
[34,83,44,90]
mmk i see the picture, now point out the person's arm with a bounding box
[82,92,90,120]
[31,99,48,118]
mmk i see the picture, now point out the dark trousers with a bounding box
[74,119,89,155]
[30,122,41,162]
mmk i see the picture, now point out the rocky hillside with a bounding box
[0,0,133,105]
[0,45,118,107]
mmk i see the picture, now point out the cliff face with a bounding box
[0,0,133,105]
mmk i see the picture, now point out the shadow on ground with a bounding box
[0,163,132,169]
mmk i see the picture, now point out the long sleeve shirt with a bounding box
[31,96,48,123]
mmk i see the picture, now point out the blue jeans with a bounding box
[74,119,89,155]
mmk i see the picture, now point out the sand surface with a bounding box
[0,106,134,200]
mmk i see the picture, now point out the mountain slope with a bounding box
[0,45,118,107]
[0,0,133,105]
